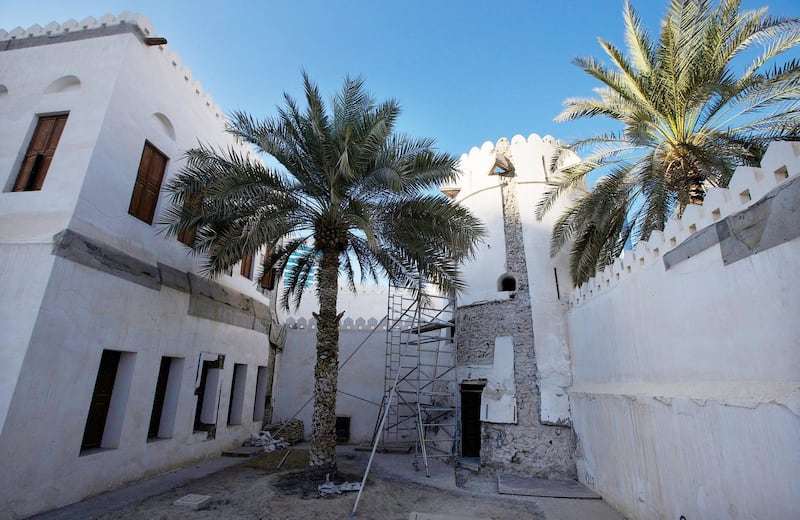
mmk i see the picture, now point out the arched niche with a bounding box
[44,75,81,94]
[497,273,517,292]
[0,84,8,96]
[152,112,176,141]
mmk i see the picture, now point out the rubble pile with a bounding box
[318,474,361,496]
[264,419,304,445]
[242,430,289,452]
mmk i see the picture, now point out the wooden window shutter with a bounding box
[240,253,254,280]
[13,114,69,192]
[177,222,197,247]
[177,193,201,246]
[260,268,277,290]
[259,248,278,290]
[128,141,168,224]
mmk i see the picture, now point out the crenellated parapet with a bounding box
[442,133,581,201]
[283,315,388,331]
[0,13,225,120]
[568,140,800,307]
[279,283,390,331]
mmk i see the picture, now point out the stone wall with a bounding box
[480,175,574,478]
[448,135,577,478]
[455,164,575,478]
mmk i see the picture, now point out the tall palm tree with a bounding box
[537,0,800,286]
[163,74,484,477]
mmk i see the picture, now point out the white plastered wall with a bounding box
[272,285,388,443]
[566,142,800,519]
[0,16,273,518]
[0,31,124,436]
[458,336,517,423]
[0,258,270,518]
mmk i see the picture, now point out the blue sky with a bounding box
[2,0,798,158]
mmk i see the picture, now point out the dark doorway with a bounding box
[461,384,484,457]
[336,416,351,443]
[81,350,121,451]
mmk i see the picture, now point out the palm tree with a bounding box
[537,0,800,286]
[163,74,484,477]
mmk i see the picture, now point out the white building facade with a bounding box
[3,11,798,520]
[564,141,800,519]
[0,15,276,518]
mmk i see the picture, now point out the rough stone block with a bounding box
[52,229,160,291]
[158,262,190,292]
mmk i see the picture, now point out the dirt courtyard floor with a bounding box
[86,448,621,520]
[95,449,546,520]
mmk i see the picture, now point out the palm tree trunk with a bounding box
[688,176,705,206]
[309,248,341,478]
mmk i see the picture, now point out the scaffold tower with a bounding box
[378,285,459,474]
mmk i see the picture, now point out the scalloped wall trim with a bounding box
[0,13,225,120]
[283,315,388,331]
[567,140,800,307]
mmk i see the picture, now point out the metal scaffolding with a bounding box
[377,285,459,475]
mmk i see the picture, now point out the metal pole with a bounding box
[351,372,399,517]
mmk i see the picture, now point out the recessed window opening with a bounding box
[81,349,136,453]
[253,366,270,422]
[148,356,183,440]
[12,113,68,192]
[497,273,517,292]
[194,354,224,433]
[739,189,751,204]
[260,267,278,290]
[227,363,247,426]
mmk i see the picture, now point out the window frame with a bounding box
[12,113,69,192]
[128,140,169,225]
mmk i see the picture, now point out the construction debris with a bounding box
[318,474,361,496]
[242,430,289,452]
[276,449,292,469]
[263,419,304,445]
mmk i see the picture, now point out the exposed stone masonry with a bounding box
[457,174,576,479]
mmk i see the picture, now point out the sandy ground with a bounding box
[95,450,543,520]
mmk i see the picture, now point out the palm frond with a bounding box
[542,0,800,286]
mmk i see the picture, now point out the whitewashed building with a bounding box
[0,14,277,519]
[3,10,799,520]
[447,135,800,516]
